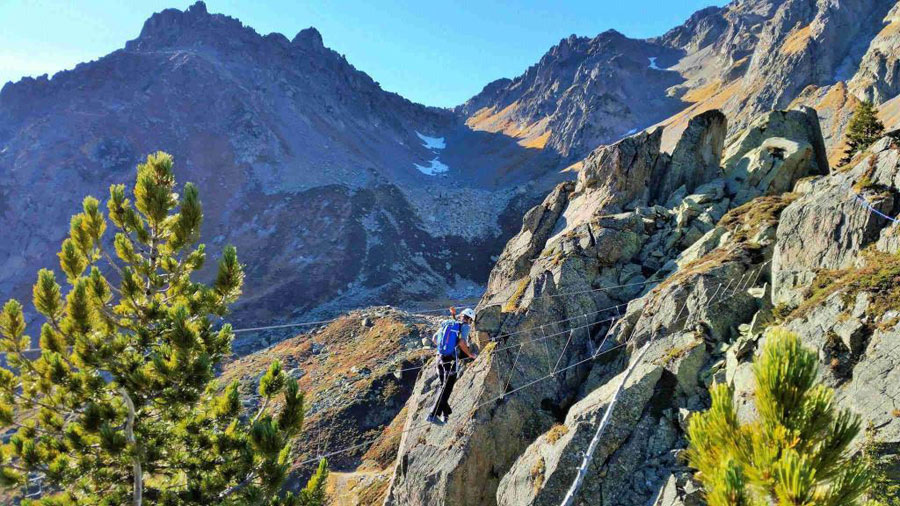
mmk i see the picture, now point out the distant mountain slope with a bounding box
[459,0,900,165]
[458,30,685,160]
[0,2,557,351]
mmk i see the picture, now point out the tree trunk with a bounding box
[120,388,142,506]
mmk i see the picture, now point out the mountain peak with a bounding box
[187,0,208,16]
[292,27,324,48]
[125,1,251,51]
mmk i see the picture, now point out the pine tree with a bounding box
[686,328,875,506]
[0,152,327,505]
[842,101,885,165]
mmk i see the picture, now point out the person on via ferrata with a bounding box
[427,307,477,423]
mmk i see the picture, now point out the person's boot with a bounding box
[426,414,439,424]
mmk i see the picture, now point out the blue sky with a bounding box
[0,0,725,107]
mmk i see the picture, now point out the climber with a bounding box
[427,307,477,423]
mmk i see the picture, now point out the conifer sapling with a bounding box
[686,328,875,505]
[842,101,885,164]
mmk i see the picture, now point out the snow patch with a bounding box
[415,158,450,175]
[416,132,446,150]
[648,57,661,70]
[414,131,449,175]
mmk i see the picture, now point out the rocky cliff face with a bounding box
[382,106,900,505]
[0,2,558,350]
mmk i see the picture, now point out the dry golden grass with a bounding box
[360,405,409,469]
[325,470,391,506]
[657,80,743,151]
[562,159,584,173]
[789,82,862,167]
[877,20,900,38]
[221,314,429,400]
[466,101,522,134]
[218,311,432,479]
[652,194,793,295]
[785,248,900,322]
[781,25,812,55]
[466,101,551,144]
[530,456,546,492]
[683,81,723,103]
[655,339,703,366]
[503,277,532,313]
[467,106,500,127]
[718,193,798,243]
[520,130,552,149]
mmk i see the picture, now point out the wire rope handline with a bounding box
[300,261,764,467]
[559,262,768,505]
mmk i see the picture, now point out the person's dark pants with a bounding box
[430,354,458,419]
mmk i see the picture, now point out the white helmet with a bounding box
[459,308,476,322]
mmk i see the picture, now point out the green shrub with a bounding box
[686,328,874,505]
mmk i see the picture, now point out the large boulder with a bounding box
[655,110,727,203]
[724,108,829,174]
[484,182,575,298]
[723,107,829,205]
[575,128,666,211]
[727,137,817,204]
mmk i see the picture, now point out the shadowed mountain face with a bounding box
[0,2,559,351]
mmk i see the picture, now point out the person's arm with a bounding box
[458,338,476,359]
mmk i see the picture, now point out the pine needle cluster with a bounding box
[686,328,876,505]
[0,153,327,505]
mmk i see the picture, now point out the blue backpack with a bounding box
[436,321,461,357]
